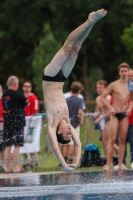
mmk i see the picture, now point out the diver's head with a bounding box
[56,121,72,144]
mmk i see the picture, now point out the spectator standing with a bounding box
[64,81,86,110]
[61,82,84,164]
[2,76,28,173]
[100,63,133,171]
[22,80,39,168]
[23,81,39,116]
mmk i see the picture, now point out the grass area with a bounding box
[33,153,104,173]
[32,118,131,172]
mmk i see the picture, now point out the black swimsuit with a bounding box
[42,70,66,82]
[114,112,126,121]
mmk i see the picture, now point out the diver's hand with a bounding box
[64,166,74,174]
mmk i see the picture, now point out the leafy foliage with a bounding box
[0,0,133,100]
[121,23,133,62]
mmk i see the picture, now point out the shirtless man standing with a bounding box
[42,9,107,173]
[100,63,133,170]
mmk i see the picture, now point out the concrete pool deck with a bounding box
[0,169,132,179]
[0,171,64,179]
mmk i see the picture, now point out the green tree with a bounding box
[1,0,133,102]
[45,0,133,99]
[0,0,52,88]
[121,23,133,62]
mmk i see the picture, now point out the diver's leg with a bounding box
[61,9,107,77]
[44,9,107,77]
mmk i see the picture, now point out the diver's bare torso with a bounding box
[42,81,70,126]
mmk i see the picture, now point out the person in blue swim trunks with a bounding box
[100,62,133,171]
[42,9,107,173]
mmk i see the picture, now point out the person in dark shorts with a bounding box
[22,80,39,168]
[42,9,107,173]
[2,76,28,173]
[100,63,133,171]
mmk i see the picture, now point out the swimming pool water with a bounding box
[0,170,133,200]
[1,194,133,200]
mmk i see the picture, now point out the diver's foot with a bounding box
[103,165,111,171]
[88,9,107,24]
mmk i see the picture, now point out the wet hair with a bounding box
[56,129,71,144]
[96,80,108,88]
[23,80,33,87]
[7,76,19,87]
[117,62,130,71]
[70,81,83,93]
